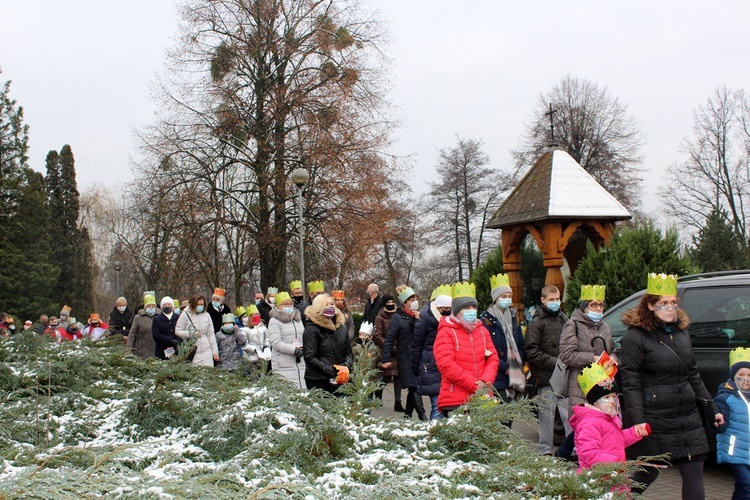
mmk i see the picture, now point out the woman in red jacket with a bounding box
[434,282,500,416]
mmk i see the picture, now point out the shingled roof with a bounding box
[487,149,631,228]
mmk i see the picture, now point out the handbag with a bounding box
[660,340,716,427]
[549,358,569,396]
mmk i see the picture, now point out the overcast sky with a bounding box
[3,1,750,222]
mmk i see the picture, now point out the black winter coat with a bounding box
[207,302,229,335]
[410,304,442,396]
[524,305,568,388]
[480,309,526,391]
[620,307,717,461]
[382,308,418,389]
[108,307,134,335]
[363,295,384,325]
[152,312,180,360]
[303,308,353,382]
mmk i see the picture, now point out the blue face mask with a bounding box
[196,305,205,313]
[212,301,221,309]
[283,307,295,314]
[587,311,603,322]
[545,301,561,312]
[462,310,478,322]
[497,298,512,309]
[145,307,156,316]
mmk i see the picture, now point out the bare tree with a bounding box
[667,86,750,242]
[426,137,506,281]
[513,75,644,209]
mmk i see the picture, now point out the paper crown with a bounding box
[246,304,259,315]
[308,280,325,293]
[221,313,235,324]
[290,280,302,291]
[275,291,291,305]
[580,284,606,301]
[173,299,180,308]
[398,287,416,304]
[24,320,32,327]
[234,306,246,318]
[431,284,452,300]
[332,290,345,300]
[213,288,226,297]
[452,282,476,299]
[61,305,72,314]
[265,287,277,295]
[334,364,350,385]
[144,295,156,306]
[730,347,750,367]
[490,273,510,290]
[143,291,155,300]
[68,317,77,325]
[647,273,678,296]
[577,363,615,398]
[89,313,101,322]
[358,321,374,336]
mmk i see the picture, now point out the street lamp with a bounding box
[113,261,122,297]
[291,167,309,295]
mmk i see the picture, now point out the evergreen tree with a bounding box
[564,220,695,312]
[690,207,749,272]
[0,74,29,231]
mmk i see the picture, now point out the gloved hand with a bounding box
[324,365,338,378]
[294,347,303,361]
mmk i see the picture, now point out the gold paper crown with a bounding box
[61,305,72,314]
[332,290,345,300]
[290,280,302,291]
[577,363,615,398]
[246,304,259,315]
[580,285,606,301]
[143,291,155,300]
[275,291,291,305]
[173,299,180,308]
[308,280,325,293]
[452,282,476,299]
[431,284,452,300]
[213,288,226,297]
[730,347,750,367]
[647,273,678,296]
[490,273,510,290]
[144,295,156,306]
[234,306,246,318]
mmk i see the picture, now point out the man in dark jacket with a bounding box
[363,283,384,324]
[257,287,277,326]
[525,284,570,455]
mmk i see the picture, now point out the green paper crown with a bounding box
[143,290,155,300]
[173,299,180,309]
[246,304,259,315]
[275,291,291,305]
[452,282,476,299]
[308,280,325,293]
[647,273,678,296]
[234,306,246,318]
[221,313,235,324]
[577,363,614,398]
[143,295,156,306]
[730,347,750,367]
[290,280,302,291]
[431,284,452,300]
[490,273,510,290]
[580,285,606,301]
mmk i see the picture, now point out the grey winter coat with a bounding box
[268,308,306,389]
[215,327,248,371]
[128,309,159,359]
[525,305,568,388]
[558,308,614,408]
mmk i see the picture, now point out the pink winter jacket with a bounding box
[569,404,643,471]
[434,316,499,411]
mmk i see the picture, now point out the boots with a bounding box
[394,401,405,412]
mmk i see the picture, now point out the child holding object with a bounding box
[569,363,650,471]
[715,347,750,500]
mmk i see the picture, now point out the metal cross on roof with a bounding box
[544,102,557,142]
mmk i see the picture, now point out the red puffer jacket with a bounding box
[434,316,499,411]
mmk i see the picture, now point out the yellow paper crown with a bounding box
[490,273,510,290]
[577,363,615,398]
[647,273,678,296]
[143,295,156,306]
[730,347,750,367]
[143,291,155,300]
[290,280,302,291]
[431,284,452,300]
[580,285,606,301]
[234,306,246,318]
[452,282,476,299]
[246,304,259,315]
[308,280,325,294]
[173,299,180,308]
[275,291,291,305]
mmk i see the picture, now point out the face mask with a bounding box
[117,306,126,313]
[268,297,276,304]
[174,308,181,315]
[49,324,58,329]
[222,324,234,333]
[251,315,261,326]
[162,307,173,314]
[212,301,221,309]
[146,307,156,316]
[409,300,419,311]
[255,299,261,305]
[283,307,295,314]
[292,295,303,304]
[462,310,478,322]
[441,310,451,316]
[9,325,16,330]
[196,305,205,313]
[68,325,78,333]
[497,298,512,309]
[91,323,100,328]
[323,306,336,317]
[385,305,396,313]
[587,311,603,322]
[545,301,561,312]
[242,316,249,325]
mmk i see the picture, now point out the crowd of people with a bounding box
[0,272,743,498]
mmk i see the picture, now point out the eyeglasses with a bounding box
[587,302,605,310]
[655,304,679,311]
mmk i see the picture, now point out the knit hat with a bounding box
[490,274,512,302]
[730,347,750,380]
[451,282,478,315]
[433,294,452,308]
[382,294,395,307]
[160,296,174,308]
[578,363,618,405]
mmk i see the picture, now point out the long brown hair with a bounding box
[188,293,206,312]
[632,294,668,331]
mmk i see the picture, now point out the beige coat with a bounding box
[175,309,219,367]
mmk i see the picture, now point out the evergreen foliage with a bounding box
[0,333,637,498]
[690,207,749,272]
[564,220,695,312]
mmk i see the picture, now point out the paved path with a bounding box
[371,383,735,499]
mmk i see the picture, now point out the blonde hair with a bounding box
[308,293,333,315]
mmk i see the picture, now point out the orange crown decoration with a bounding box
[334,365,350,385]
[213,288,226,297]
[332,290,345,300]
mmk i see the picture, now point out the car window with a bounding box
[682,285,750,347]
[603,295,641,347]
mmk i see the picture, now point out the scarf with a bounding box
[489,304,525,393]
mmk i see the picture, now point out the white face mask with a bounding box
[269,297,276,304]
[409,300,419,311]
[117,306,126,313]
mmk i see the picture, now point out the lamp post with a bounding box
[291,167,309,295]
[113,261,122,297]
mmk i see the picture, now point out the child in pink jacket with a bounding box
[569,363,650,471]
